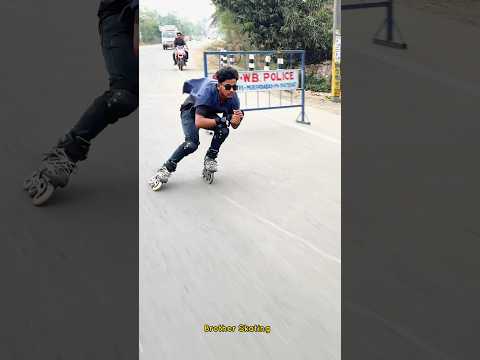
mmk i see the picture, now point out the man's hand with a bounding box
[230,110,244,129]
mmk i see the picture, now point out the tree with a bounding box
[140,9,208,44]
[211,0,333,62]
[212,8,250,49]
[140,9,162,43]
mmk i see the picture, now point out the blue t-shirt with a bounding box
[182,78,240,118]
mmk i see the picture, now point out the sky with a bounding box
[141,0,216,23]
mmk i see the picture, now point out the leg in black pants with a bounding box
[206,125,229,159]
[62,13,139,162]
[165,109,200,172]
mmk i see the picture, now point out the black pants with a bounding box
[66,13,138,160]
[165,109,230,172]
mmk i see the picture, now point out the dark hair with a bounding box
[215,66,239,83]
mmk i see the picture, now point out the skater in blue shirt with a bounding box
[148,66,244,190]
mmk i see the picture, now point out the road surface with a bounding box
[1,3,138,359]
[342,2,480,359]
[139,44,341,359]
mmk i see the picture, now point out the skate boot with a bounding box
[23,134,89,206]
[148,165,171,191]
[23,147,77,206]
[202,156,217,184]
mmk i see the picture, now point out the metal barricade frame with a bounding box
[203,50,310,125]
[342,0,407,49]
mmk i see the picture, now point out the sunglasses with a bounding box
[222,84,238,91]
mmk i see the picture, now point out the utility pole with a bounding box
[331,0,341,102]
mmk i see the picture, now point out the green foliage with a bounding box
[140,9,207,44]
[306,74,331,92]
[213,8,251,50]
[211,0,333,62]
[140,9,162,43]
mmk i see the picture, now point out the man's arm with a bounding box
[195,112,217,129]
[194,105,222,129]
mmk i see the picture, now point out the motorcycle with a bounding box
[175,45,187,71]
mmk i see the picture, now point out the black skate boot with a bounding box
[202,156,217,184]
[23,134,90,206]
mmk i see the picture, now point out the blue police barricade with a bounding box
[203,50,310,125]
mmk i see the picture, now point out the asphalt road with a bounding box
[1,3,138,359]
[342,2,480,359]
[139,44,341,360]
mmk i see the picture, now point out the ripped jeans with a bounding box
[165,109,230,172]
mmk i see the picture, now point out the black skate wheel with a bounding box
[208,172,215,184]
[27,185,38,197]
[24,173,39,197]
[24,180,37,197]
[23,172,37,191]
[202,169,214,184]
[23,177,32,191]
[32,181,55,206]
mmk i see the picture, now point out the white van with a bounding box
[160,25,178,50]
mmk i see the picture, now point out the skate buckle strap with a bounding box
[41,148,77,174]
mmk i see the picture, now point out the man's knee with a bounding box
[104,89,138,123]
[182,140,199,154]
[215,125,229,139]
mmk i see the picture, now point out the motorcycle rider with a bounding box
[173,31,189,65]
[148,66,244,190]
[24,0,139,205]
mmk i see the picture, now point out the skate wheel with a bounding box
[202,169,215,184]
[23,171,39,192]
[24,172,40,196]
[23,177,33,191]
[27,185,38,197]
[32,180,55,206]
[148,175,163,191]
[150,180,163,191]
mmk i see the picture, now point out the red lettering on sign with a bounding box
[239,70,296,84]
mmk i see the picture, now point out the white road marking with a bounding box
[219,193,341,264]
